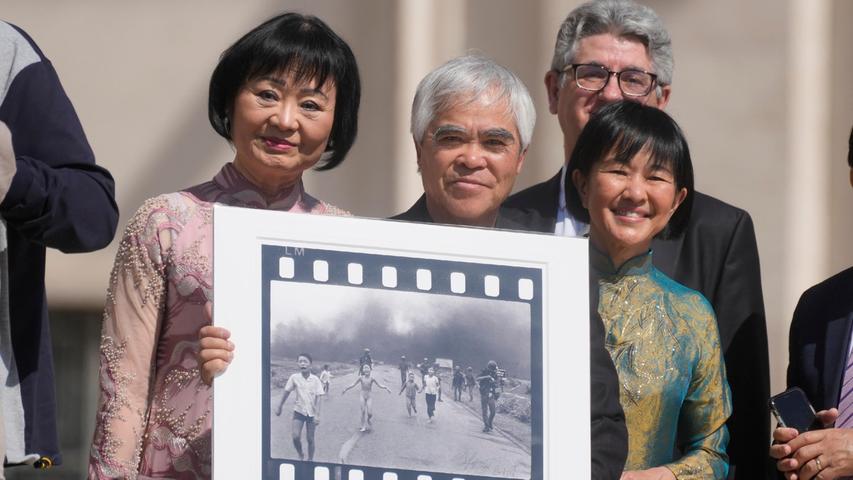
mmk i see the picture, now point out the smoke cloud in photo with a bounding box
[270,282,532,378]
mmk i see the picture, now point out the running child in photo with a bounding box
[398,371,421,416]
[342,363,391,432]
[319,364,332,394]
[274,353,324,461]
[422,367,440,422]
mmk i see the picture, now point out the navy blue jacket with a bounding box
[0,21,118,466]
[787,266,853,412]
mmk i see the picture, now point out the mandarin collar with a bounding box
[589,244,653,277]
[212,162,304,210]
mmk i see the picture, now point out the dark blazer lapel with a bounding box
[650,235,682,280]
[823,312,853,407]
[502,170,562,233]
[495,207,530,231]
[389,195,432,223]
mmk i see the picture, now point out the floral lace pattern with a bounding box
[89,163,347,479]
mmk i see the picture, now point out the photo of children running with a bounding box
[274,353,325,461]
[341,363,391,432]
[398,371,421,416]
[264,280,535,478]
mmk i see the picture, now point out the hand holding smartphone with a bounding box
[769,387,821,433]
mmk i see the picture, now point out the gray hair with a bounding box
[411,54,536,151]
[551,0,673,94]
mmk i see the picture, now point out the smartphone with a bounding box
[769,387,820,432]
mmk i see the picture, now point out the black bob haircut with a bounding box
[565,101,694,239]
[208,13,361,171]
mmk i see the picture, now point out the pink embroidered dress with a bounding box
[88,163,346,479]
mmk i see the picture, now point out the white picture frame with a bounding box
[213,204,590,480]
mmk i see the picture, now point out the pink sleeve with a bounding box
[88,197,171,479]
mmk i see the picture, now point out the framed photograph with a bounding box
[213,205,590,480]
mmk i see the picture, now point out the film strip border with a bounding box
[275,463,514,480]
[261,244,544,480]
[266,244,541,302]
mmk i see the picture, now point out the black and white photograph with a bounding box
[213,207,591,480]
[267,281,535,479]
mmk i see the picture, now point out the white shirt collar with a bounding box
[555,164,590,237]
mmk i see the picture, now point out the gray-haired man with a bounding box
[504,1,769,478]
[392,54,628,479]
[393,54,535,228]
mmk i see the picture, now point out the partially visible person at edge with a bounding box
[88,12,359,479]
[201,53,628,479]
[770,126,853,480]
[569,100,731,479]
[0,21,118,475]
[502,1,768,477]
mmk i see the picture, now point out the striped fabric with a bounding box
[1,217,6,473]
[837,351,853,428]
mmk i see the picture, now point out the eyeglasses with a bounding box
[561,63,658,97]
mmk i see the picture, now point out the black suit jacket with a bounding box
[390,194,528,231]
[787,266,853,412]
[504,171,771,479]
[392,195,629,480]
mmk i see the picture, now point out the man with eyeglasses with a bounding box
[503,1,770,478]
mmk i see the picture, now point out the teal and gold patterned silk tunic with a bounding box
[591,248,732,479]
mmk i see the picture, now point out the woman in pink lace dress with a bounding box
[87,13,360,479]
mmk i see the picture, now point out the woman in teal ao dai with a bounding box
[567,101,732,479]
